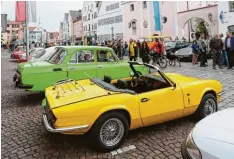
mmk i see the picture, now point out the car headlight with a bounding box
[189,52,193,55]
[185,129,202,159]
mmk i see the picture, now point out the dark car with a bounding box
[165,41,190,53]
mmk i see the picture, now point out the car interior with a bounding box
[103,74,171,94]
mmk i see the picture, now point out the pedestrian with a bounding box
[219,34,229,67]
[191,39,199,65]
[150,38,162,63]
[107,40,118,55]
[209,34,223,69]
[129,39,137,61]
[198,33,207,67]
[140,41,150,63]
[224,31,234,69]
[136,40,141,58]
[124,41,128,56]
[117,39,124,60]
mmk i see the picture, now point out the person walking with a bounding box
[209,34,223,69]
[117,39,124,60]
[124,41,128,56]
[220,33,229,67]
[192,39,199,65]
[107,40,118,55]
[140,41,150,63]
[198,33,207,67]
[129,39,137,61]
[225,31,234,69]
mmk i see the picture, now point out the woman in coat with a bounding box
[140,41,150,63]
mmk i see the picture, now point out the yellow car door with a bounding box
[139,86,184,126]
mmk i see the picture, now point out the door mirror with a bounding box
[172,83,176,90]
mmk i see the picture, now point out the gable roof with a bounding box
[64,13,69,22]
[69,10,82,21]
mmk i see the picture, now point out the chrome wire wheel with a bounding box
[204,99,216,116]
[100,118,124,147]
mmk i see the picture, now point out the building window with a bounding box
[229,1,234,12]
[89,24,90,31]
[88,14,90,20]
[92,14,93,19]
[130,4,134,11]
[84,26,85,31]
[85,7,86,12]
[91,4,93,9]
[92,25,93,30]
[143,1,147,9]
[94,12,97,18]
[7,24,9,27]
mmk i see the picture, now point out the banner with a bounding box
[15,1,36,22]
[15,1,26,22]
[28,1,37,23]
[153,1,161,31]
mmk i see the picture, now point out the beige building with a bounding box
[6,20,24,41]
[68,10,82,43]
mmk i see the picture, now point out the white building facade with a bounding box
[82,1,99,45]
[62,13,69,43]
[218,1,234,34]
[97,2,123,42]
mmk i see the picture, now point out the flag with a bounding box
[27,1,37,23]
[15,1,26,22]
[15,1,36,22]
[153,1,161,31]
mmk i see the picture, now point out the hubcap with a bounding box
[100,118,124,147]
[204,99,216,116]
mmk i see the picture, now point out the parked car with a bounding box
[42,61,222,151]
[11,46,25,59]
[165,41,190,53]
[174,45,212,62]
[182,107,233,159]
[13,46,149,91]
[18,47,50,63]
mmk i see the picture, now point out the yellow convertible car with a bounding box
[42,62,223,151]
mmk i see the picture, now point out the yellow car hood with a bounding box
[45,80,112,109]
[165,73,202,85]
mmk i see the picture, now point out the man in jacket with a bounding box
[107,40,118,55]
[198,33,207,67]
[225,31,234,69]
[129,39,137,61]
[209,34,223,69]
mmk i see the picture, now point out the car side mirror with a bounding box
[172,83,176,90]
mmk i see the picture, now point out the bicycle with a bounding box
[149,52,168,69]
[166,50,181,67]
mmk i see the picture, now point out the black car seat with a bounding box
[117,79,128,89]
[104,75,112,84]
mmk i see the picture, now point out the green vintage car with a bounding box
[13,46,149,91]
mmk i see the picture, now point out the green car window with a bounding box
[97,50,116,62]
[69,50,94,64]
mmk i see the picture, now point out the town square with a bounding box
[1,1,234,159]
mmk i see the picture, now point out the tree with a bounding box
[196,20,209,38]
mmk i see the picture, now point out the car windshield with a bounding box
[45,47,66,64]
[165,42,176,47]
[33,49,46,58]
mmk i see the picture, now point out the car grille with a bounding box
[44,99,56,126]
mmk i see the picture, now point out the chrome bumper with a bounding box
[42,114,89,133]
[217,91,225,96]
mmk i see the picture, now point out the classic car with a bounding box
[182,107,233,159]
[42,61,223,151]
[11,46,25,59]
[174,45,212,62]
[13,46,148,91]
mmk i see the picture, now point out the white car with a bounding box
[182,108,234,159]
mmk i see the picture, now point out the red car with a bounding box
[18,53,32,63]
[11,46,25,59]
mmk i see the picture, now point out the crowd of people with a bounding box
[192,31,234,69]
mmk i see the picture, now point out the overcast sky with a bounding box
[1,1,83,32]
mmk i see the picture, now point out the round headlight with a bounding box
[185,129,202,159]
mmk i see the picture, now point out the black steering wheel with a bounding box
[131,71,142,87]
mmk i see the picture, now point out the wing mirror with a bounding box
[172,83,176,90]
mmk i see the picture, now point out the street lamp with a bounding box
[111,27,114,41]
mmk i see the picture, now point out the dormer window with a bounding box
[132,21,136,29]
[130,4,134,11]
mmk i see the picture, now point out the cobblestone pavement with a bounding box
[1,50,234,159]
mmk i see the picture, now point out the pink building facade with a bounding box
[122,1,218,42]
[6,21,24,41]
[73,19,83,41]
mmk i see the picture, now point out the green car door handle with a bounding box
[53,68,62,72]
[98,66,103,68]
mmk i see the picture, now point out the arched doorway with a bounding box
[182,17,211,41]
